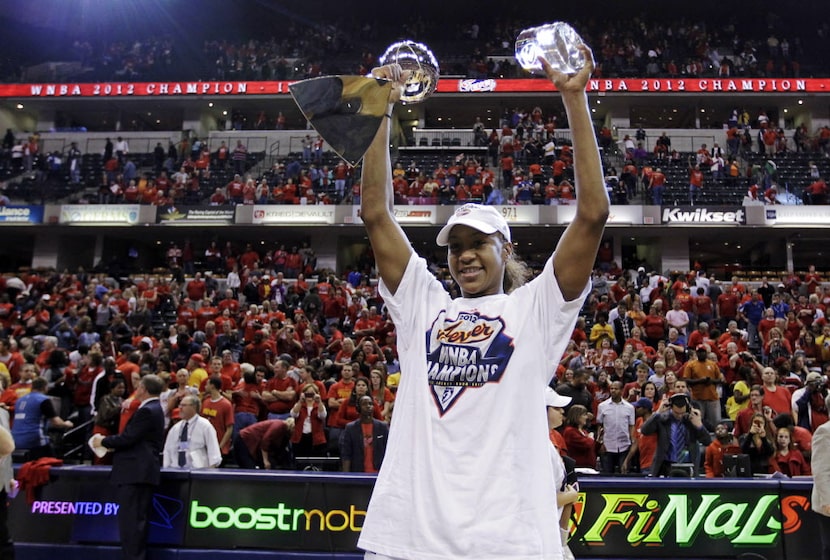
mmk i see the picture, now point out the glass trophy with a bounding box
[515,22,586,75]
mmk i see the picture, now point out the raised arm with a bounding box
[545,46,610,301]
[360,65,414,295]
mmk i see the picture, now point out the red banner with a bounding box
[0,77,826,98]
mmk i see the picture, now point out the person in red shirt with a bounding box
[176,299,197,332]
[239,244,260,271]
[198,356,234,395]
[558,179,574,202]
[562,405,596,469]
[326,362,357,430]
[242,330,274,370]
[123,180,139,202]
[262,359,297,419]
[209,188,227,205]
[284,247,303,278]
[219,350,242,384]
[216,289,240,317]
[688,164,704,205]
[186,273,207,301]
[195,299,218,333]
[232,366,265,428]
[648,168,666,205]
[226,174,244,204]
[716,291,739,332]
[693,287,714,325]
[500,154,514,189]
[623,398,658,475]
[201,377,234,460]
[704,422,742,477]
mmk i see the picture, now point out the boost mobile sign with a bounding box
[662,207,745,224]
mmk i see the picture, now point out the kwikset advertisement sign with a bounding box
[662,206,746,225]
[9,467,823,559]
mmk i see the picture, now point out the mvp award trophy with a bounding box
[515,22,587,75]
[289,40,439,165]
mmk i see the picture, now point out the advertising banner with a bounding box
[8,469,821,559]
[0,78,825,98]
[661,206,746,225]
[391,206,438,224]
[157,205,235,225]
[9,469,189,545]
[58,204,141,225]
[0,206,43,224]
[251,206,336,225]
[764,205,830,225]
[559,205,643,225]
[568,479,814,558]
[492,205,539,224]
[185,475,372,550]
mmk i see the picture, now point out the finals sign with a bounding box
[568,485,813,558]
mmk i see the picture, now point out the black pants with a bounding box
[116,483,153,560]
[817,511,830,560]
[0,489,12,560]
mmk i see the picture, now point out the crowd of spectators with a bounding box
[1,7,828,85]
[2,110,827,208]
[561,264,830,477]
[0,236,828,478]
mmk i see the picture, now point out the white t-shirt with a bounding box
[358,253,587,560]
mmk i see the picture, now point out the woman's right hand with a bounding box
[370,65,411,104]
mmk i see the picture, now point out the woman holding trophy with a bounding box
[354,27,607,560]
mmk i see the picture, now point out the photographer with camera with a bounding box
[794,371,829,432]
[641,392,711,477]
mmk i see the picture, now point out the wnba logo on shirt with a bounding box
[425,310,514,415]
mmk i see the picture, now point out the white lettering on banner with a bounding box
[765,206,830,225]
[391,206,437,223]
[492,205,538,223]
[587,79,806,93]
[252,207,335,224]
[0,207,30,217]
[12,78,817,97]
[458,79,497,93]
[26,82,250,97]
[59,205,140,224]
[662,207,745,224]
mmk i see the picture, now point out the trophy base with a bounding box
[289,76,395,166]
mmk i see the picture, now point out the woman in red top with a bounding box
[562,405,597,468]
[290,383,328,457]
[770,426,811,476]
[369,364,395,422]
[333,377,382,428]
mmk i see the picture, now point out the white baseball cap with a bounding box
[436,204,511,247]
[545,387,571,408]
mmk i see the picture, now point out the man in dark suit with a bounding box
[339,395,388,473]
[92,374,165,560]
[640,392,711,477]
